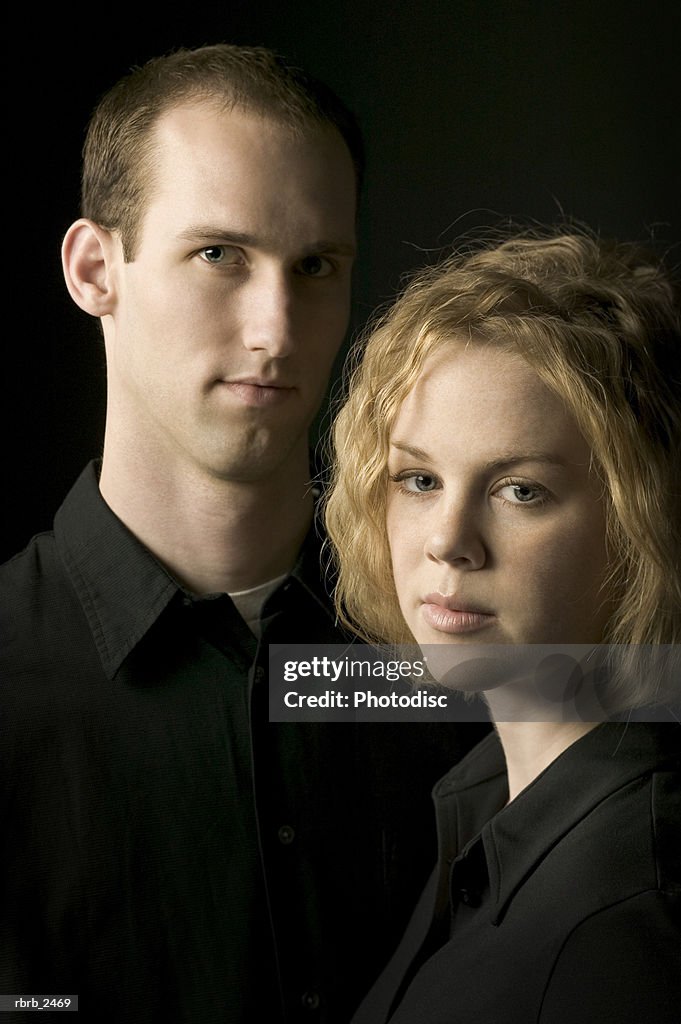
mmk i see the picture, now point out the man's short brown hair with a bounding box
[81,43,364,260]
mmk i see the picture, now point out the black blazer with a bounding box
[351,722,681,1024]
[0,462,490,1024]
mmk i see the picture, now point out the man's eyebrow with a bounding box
[308,240,357,258]
[178,225,356,257]
[390,440,568,470]
[179,227,260,247]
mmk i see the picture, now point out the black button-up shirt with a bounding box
[0,462,489,1023]
[352,721,681,1024]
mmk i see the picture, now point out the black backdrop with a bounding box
[4,0,680,562]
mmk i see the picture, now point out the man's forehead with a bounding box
[155,97,255,132]
[151,99,348,166]
[135,99,357,254]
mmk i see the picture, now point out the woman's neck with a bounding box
[493,719,598,802]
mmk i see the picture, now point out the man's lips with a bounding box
[421,592,496,635]
[217,377,295,406]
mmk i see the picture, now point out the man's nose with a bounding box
[424,500,487,570]
[240,270,296,358]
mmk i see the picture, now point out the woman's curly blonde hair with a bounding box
[323,228,681,698]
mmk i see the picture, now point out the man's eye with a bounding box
[298,254,334,278]
[198,246,242,265]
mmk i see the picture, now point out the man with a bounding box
[0,45,487,1023]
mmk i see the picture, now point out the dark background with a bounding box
[4,0,679,562]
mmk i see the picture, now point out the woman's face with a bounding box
[386,342,613,648]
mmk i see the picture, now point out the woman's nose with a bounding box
[424,502,487,570]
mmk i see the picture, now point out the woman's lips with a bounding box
[421,594,496,635]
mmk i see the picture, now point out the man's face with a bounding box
[103,101,357,483]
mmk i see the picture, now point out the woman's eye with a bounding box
[198,245,242,265]
[496,482,546,505]
[298,254,334,277]
[392,473,438,493]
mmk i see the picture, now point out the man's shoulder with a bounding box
[0,463,99,596]
[0,527,87,670]
[0,528,66,606]
[0,468,104,685]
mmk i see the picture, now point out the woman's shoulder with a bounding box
[539,887,681,1024]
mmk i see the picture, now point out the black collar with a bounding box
[434,722,681,924]
[54,461,338,679]
[55,462,179,679]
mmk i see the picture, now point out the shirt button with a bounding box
[301,990,320,1011]
[278,824,295,845]
[458,887,479,906]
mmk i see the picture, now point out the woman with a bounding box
[324,229,681,1023]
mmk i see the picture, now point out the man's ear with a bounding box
[62,219,120,317]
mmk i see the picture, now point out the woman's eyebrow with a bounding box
[390,441,568,470]
[389,441,432,461]
[482,452,568,471]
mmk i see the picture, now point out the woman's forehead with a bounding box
[389,343,592,466]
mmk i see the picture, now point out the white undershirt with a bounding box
[228,573,289,638]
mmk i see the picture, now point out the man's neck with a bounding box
[98,444,315,596]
